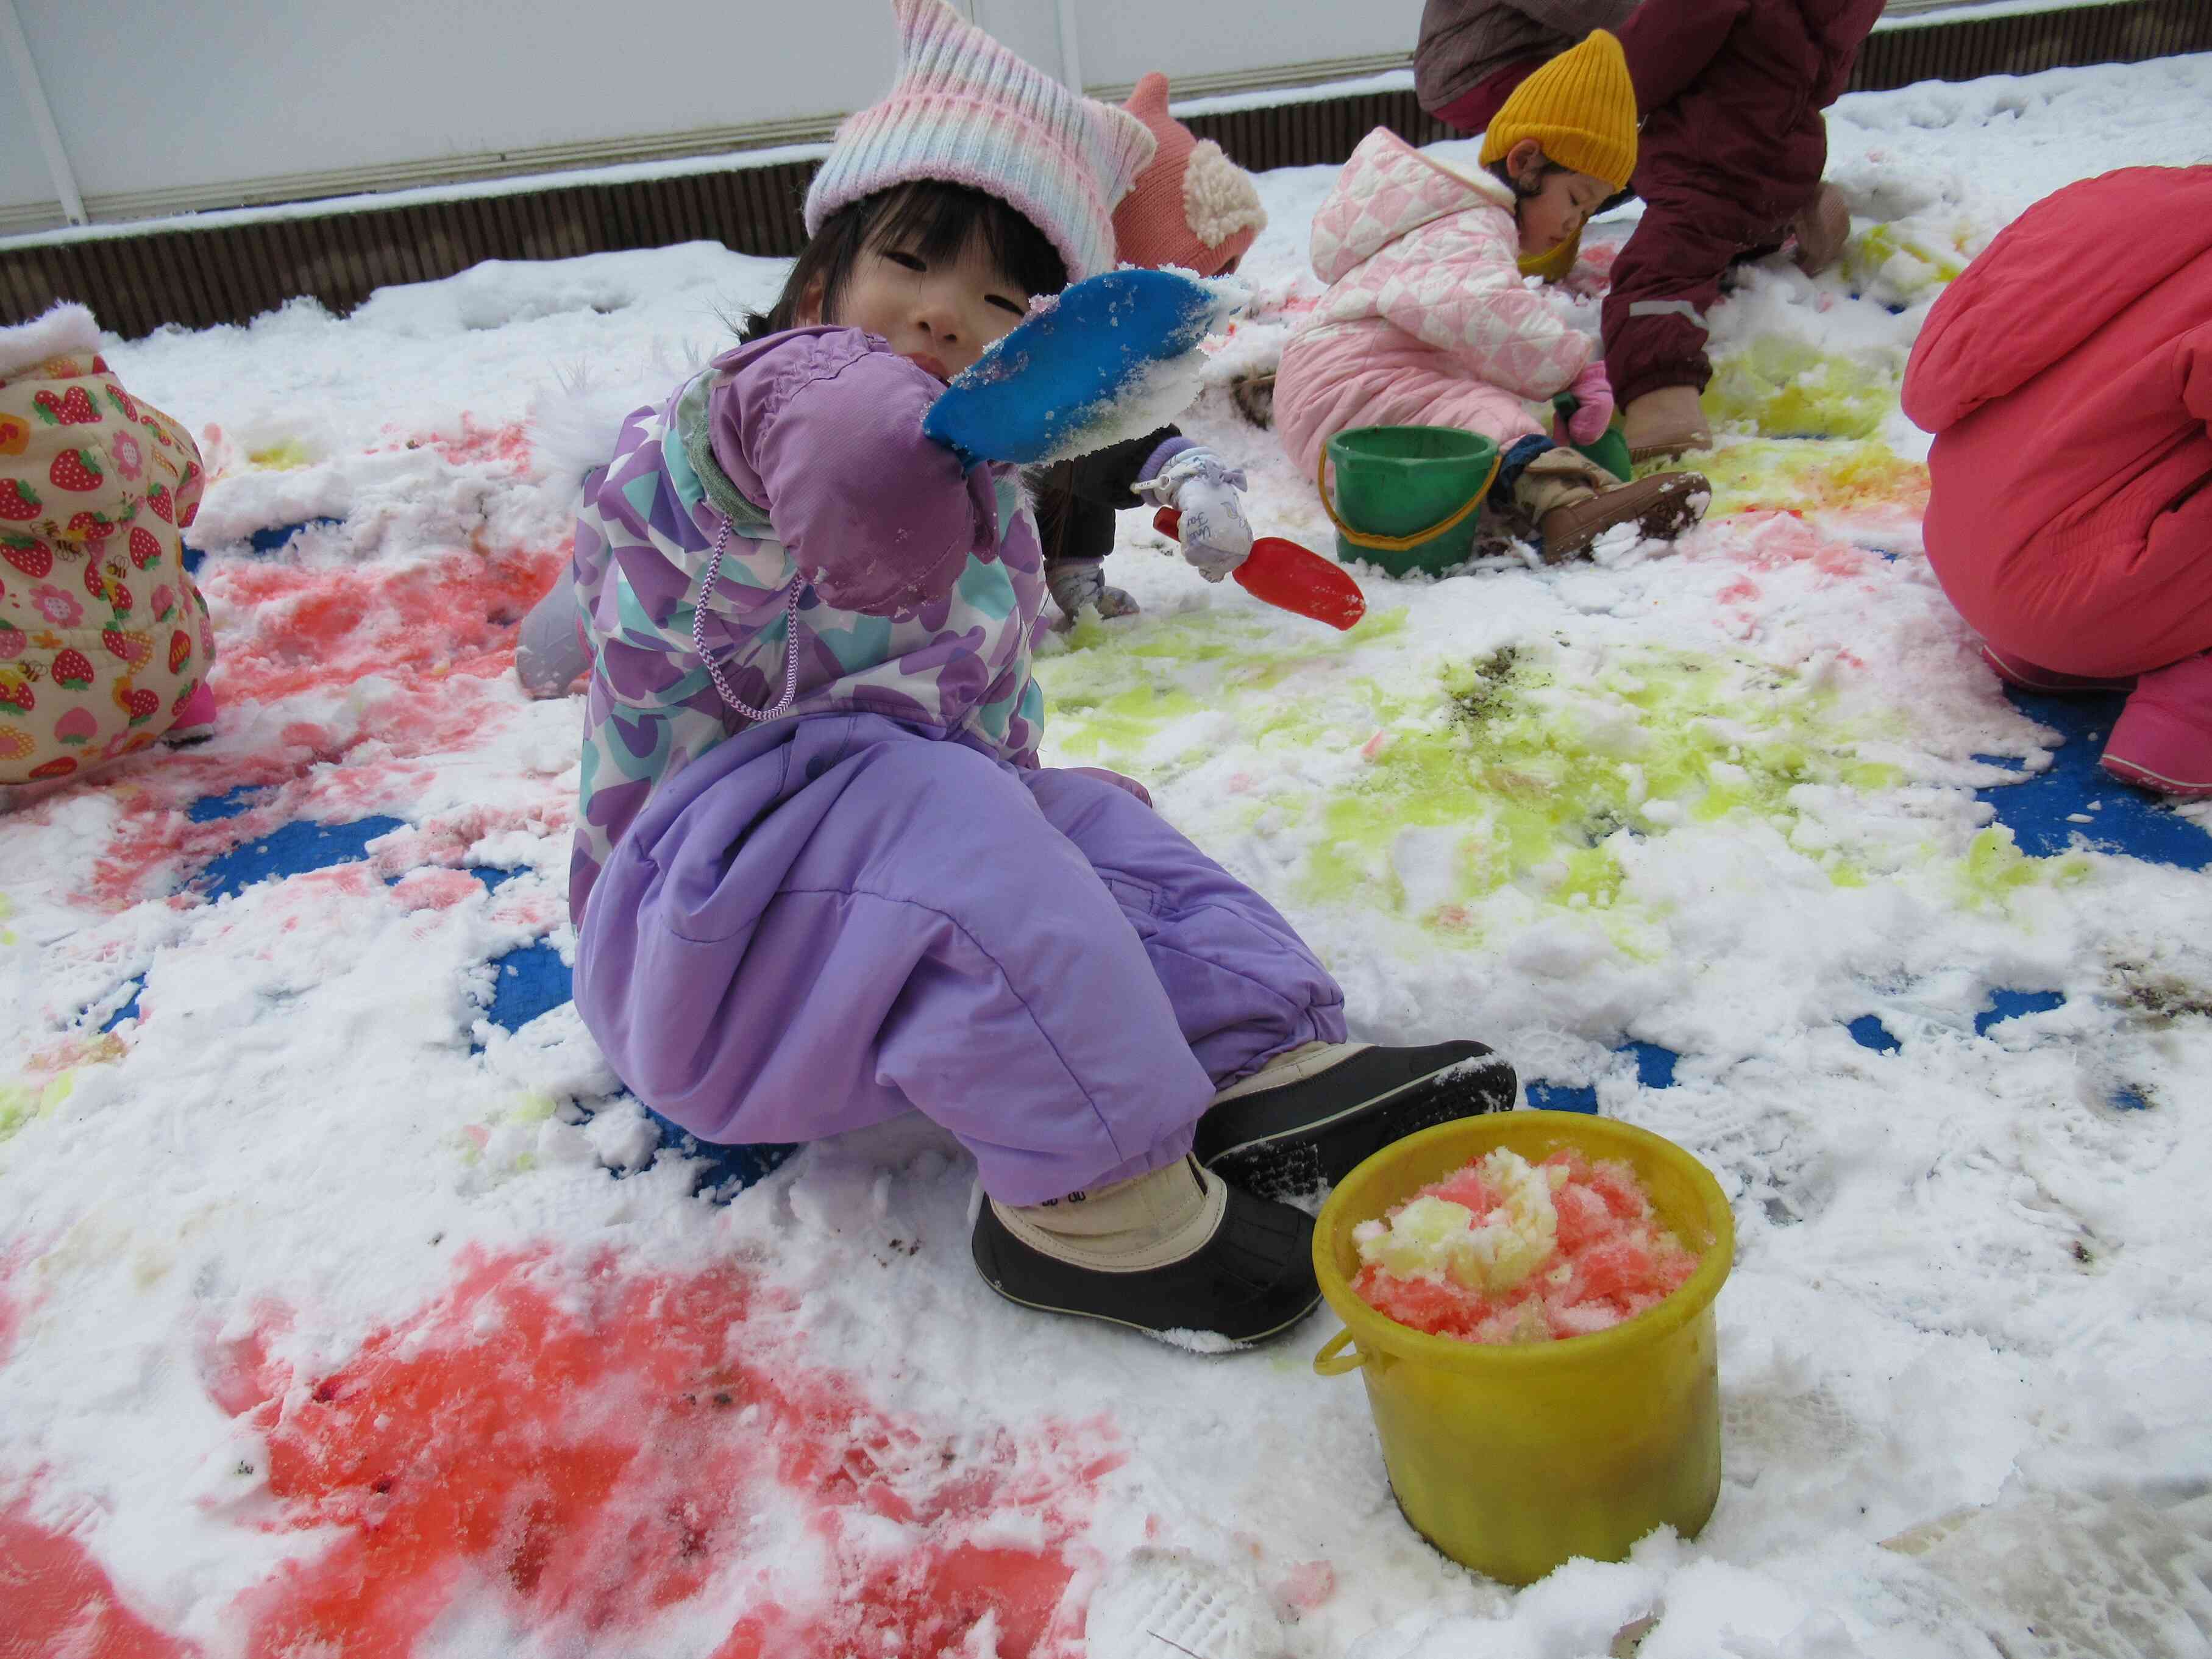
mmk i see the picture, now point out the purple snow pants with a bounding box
[573,711,1347,1204]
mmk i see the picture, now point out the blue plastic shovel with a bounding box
[922,268,1243,466]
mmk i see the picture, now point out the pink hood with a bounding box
[1904,166,2212,435]
[1310,127,1517,286]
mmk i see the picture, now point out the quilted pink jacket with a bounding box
[1275,127,1594,480]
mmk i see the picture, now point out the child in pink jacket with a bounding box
[1903,166,2212,798]
[1275,32,1708,561]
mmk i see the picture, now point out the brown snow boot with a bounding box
[1512,447,1709,561]
[1621,385,1713,464]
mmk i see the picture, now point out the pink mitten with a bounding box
[1565,362,1614,445]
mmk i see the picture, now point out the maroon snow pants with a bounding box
[1602,175,1797,407]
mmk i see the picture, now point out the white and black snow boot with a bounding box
[1193,1040,1518,1201]
[970,1157,1321,1348]
[1086,1547,1289,1659]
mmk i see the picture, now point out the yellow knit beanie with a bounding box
[1478,30,1638,193]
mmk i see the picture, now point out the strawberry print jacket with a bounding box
[0,305,212,786]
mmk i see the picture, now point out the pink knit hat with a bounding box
[805,0,1156,283]
[1110,74,1268,276]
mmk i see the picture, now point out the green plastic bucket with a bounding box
[1551,391,1635,483]
[1321,426,1501,578]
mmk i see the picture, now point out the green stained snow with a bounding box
[1705,338,1895,443]
[1691,438,1929,522]
[1301,645,1905,930]
[0,1071,74,1145]
[1038,619,1933,934]
[1957,826,2091,909]
[1843,222,1974,310]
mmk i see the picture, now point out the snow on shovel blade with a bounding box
[922,269,1246,467]
[1154,508,1367,631]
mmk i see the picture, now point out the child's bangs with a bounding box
[864,180,1068,299]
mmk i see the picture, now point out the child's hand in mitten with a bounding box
[1140,450,1252,582]
[1553,362,1615,446]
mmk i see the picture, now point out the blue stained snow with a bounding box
[249,517,345,555]
[192,815,407,900]
[483,940,572,1034]
[1974,987,2066,1036]
[639,1110,797,1199]
[1527,1040,1680,1112]
[187,784,267,822]
[1975,687,2210,870]
[477,942,792,1196]
[1526,1081,1600,1113]
[182,517,345,574]
[99,977,144,1032]
[1847,1014,1901,1053]
[1626,1041,1678,1089]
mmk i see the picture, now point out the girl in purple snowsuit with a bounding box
[563,0,1517,1346]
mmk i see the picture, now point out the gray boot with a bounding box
[1045,555,1139,629]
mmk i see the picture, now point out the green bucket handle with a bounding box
[1317,444,1502,555]
[1552,391,1635,483]
[1313,1326,1368,1377]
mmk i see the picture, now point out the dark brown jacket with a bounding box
[1415,0,1641,115]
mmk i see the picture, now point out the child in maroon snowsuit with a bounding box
[1606,0,1885,461]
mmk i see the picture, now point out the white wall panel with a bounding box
[1,0,1423,227]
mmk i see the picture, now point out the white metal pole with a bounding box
[1,0,85,225]
[1053,0,1084,93]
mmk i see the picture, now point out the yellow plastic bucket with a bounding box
[1311,1112,1734,1585]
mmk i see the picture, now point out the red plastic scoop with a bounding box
[1152,508,1366,631]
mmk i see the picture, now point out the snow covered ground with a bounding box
[5,53,2211,1659]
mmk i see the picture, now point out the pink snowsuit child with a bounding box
[1275,126,1593,479]
[1275,34,1708,560]
[1902,165,2212,797]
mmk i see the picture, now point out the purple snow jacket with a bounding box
[567,327,1049,919]
[562,327,1350,1198]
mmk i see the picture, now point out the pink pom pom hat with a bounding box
[1111,73,1268,276]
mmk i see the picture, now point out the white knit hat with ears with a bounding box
[803,0,1158,283]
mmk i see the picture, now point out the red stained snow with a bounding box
[0,1256,21,1369]
[75,679,550,911]
[391,415,535,472]
[203,539,563,706]
[172,1248,1123,1658]
[1353,1149,1699,1345]
[0,1497,198,1659]
[1275,1558,1337,1614]
[1724,512,1880,580]
[1691,511,1888,636]
[388,867,492,912]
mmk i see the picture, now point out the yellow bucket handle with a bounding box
[1312,1326,1368,1377]
[1315,445,1502,555]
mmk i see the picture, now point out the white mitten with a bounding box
[1140,450,1253,582]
